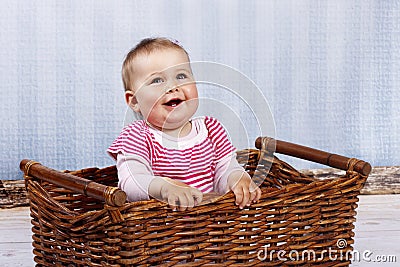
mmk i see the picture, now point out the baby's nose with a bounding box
[165,84,180,94]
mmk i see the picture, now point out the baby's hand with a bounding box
[149,177,203,211]
[228,171,261,209]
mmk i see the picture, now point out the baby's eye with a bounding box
[150,77,164,84]
[176,73,188,80]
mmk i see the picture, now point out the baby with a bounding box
[108,37,261,211]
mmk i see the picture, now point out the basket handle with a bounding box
[20,159,127,206]
[255,137,371,176]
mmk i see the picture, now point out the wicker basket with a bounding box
[20,137,371,267]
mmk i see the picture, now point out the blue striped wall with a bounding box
[1,0,399,180]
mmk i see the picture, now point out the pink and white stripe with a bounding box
[108,116,235,193]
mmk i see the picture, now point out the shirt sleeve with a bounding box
[107,121,152,162]
[205,117,236,162]
[213,153,245,194]
[116,153,155,202]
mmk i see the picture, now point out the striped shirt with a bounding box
[108,116,236,193]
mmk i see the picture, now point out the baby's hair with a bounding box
[122,37,190,92]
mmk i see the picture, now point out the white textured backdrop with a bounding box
[1,0,399,180]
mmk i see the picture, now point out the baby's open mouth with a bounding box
[164,98,183,107]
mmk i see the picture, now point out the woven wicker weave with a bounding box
[20,137,370,266]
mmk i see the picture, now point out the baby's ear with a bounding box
[125,90,140,113]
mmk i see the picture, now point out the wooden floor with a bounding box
[1,195,399,266]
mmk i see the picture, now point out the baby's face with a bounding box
[128,48,199,131]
